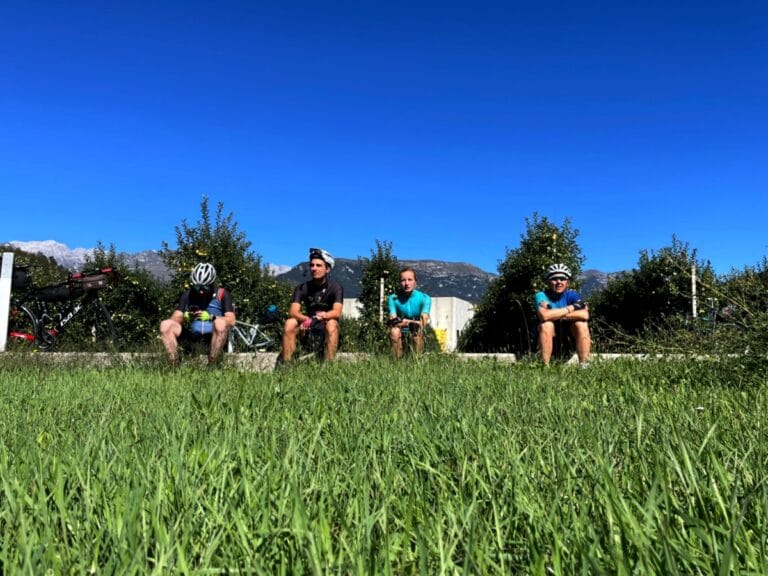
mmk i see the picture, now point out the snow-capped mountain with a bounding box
[6,240,289,282]
[9,240,93,270]
[267,264,292,276]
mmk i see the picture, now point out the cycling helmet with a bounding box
[545,263,572,281]
[190,262,217,287]
[309,247,334,269]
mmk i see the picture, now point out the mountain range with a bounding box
[5,240,609,302]
[6,240,172,282]
[277,258,496,302]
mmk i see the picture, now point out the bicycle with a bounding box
[227,305,280,353]
[7,265,118,351]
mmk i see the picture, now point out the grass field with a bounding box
[1,354,766,574]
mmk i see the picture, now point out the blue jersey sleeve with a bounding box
[565,290,583,305]
[421,293,432,315]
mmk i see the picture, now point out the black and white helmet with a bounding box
[309,247,334,269]
[545,263,572,280]
[190,262,217,287]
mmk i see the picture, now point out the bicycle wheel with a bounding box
[86,297,118,350]
[6,302,40,351]
[227,326,244,353]
[228,324,274,353]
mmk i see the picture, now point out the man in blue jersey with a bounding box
[387,267,431,358]
[535,263,590,366]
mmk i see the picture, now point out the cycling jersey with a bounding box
[535,289,583,311]
[177,287,234,335]
[388,289,431,320]
[292,279,344,315]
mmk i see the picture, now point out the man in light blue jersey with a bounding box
[387,267,431,358]
[535,263,590,366]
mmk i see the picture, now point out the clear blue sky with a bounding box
[2,1,766,274]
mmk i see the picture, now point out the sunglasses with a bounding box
[549,276,569,282]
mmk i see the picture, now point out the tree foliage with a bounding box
[348,240,401,352]
[589,237,716,347]
[682,257,768,358]
[81,243,167,349]
[1,244,68,287]
[459,214,584,353]
[718,257,768,315]
[718,257,768,356]
[160,197,292,322]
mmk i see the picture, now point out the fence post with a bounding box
[379,276,385,323]
[0,252,14,352]
[691,263,697,319]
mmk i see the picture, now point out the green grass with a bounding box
[0,355,766,574]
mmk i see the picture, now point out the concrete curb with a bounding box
[1,351,744,372]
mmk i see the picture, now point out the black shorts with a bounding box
[400,322,421,335]
[538,320,577,357]
[180,328,212,345]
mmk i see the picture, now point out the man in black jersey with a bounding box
[280,248,344,363]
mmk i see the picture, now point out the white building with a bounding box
[341,296,475,352]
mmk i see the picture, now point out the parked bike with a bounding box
[7,265,119,351]
[227,305,280,353]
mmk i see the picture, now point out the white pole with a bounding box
[0,252,15,352]
[379,276,385,322]
[691,263,697,319]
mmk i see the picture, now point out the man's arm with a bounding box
[170,309,185,325]
[316,302,342,321]
[169,292,188,324]
[222,311,236,327]
[315,283,344,322]
[221,290,237,326]
[537,302,589,322]
[420,294,432,327]
[289,301,307,322]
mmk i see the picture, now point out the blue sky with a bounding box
[2,1,766,274]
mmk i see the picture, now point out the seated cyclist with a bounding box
[387,267,431,358]
[160,262,236,366]
[280,248,344,363]
[535,263,590,366]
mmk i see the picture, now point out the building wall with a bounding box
[428,297,475,352]
[342,298,363,319]
[341,296,474,352]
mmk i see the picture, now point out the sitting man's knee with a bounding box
[571,320,590,336]
[538,321,555,337]
[325,319,339,335]
[160,319,180,337]
[213,317,229,334]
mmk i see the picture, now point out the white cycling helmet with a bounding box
[545,263,572,280]
[309,247,334,269]
[190,262,217,287]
